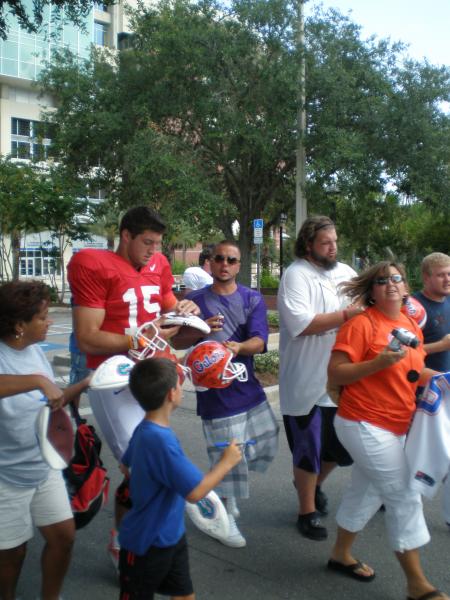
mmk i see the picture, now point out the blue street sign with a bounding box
[253,219,264,229]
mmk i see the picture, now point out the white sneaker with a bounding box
[107,528,120,572]
[222,514,246,548]
[225,497,240,519]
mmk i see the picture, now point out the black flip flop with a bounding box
[407,590,445,600]
[327,558,375,582]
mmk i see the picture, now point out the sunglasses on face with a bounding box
[373,274,404,285]
[212,254,240,265]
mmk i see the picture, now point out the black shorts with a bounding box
[283,406,352,473]
[119,534,193,600]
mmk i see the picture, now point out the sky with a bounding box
[306,0,450,66]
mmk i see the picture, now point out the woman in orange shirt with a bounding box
[326,261,448,600]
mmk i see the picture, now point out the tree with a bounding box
[0,159,42,279]
[38,0,450,284]
[34,165,91,301]
[0,159,90,294]
[0,0,115,40]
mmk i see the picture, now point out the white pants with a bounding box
[88,386,144,461]
[334,416,430,552]
[443,472,450,524]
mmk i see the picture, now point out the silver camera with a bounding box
[387,328,420,352]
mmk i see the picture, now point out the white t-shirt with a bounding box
[277,258,356,416]
[0,341,54,487]
[182,266,213,290]
[406,372,450,499]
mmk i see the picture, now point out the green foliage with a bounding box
[170,259,186,275]
[267,310,279,328]
[0,158,91,285]
[47,285,59,304]
[37,0,450,279]
[260,270,279,289]
[0,0,115,40]
[254,350,279,375]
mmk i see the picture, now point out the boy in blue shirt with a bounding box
[119,357,242,600]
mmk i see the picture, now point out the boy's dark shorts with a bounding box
[283,406,353,473]
[119,534,193,600]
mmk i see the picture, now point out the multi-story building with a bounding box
[0,0,135,287]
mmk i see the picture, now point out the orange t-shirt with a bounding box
[334,307,425,435]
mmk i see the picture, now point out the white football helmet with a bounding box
[90,355,135,390]
[128,321,168,362]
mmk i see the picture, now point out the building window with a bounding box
[19,248,60,277]
[94,22,108,46]
[10,118,52,161]
[94,1,107,11]
[118,32,134,50]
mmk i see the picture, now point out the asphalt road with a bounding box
[15,308,450,600]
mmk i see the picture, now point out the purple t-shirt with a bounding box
[186,284,269,419]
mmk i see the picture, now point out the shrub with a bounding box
[260,270,279,289]
[254,350,279,374]
[48,285,59,304]
[171,259,186,275]
[267,311,279,328]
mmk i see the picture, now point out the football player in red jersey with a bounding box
[67,205,199,570]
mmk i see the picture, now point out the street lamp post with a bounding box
[295,0,307,234]
[279,212,287,278]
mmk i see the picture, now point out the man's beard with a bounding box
[310,249,337,271]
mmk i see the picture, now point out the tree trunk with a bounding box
[11,230,20,281]
[107,232,115,250]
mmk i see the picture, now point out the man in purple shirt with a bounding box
[186,240,279,548]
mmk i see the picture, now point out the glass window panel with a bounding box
[2,58,18,77]
[94,22,106,46]
[19,61,35,79]
[20,42,36,62]
[16,118,31,136]
[34,258,42,276]
[2,40,18,59]
[17,142,31,158]
[63,26,78,46]
[33,143,46,160]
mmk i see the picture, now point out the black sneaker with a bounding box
[315,486,328,516]
[297,512,328,541]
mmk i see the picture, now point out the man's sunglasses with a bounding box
[212,254,240,265]
[373,274,403,285]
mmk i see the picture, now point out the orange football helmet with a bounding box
[402,296,427,329]
[185,340,248,390]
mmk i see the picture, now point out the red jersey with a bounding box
[68,249,176,369]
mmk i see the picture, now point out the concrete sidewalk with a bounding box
[19,373,450,600]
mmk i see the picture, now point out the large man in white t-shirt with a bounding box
[182,245,214,292]
[277,216,363,541]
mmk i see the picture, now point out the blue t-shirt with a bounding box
[119,420,203,555]
[414,292,450,372]
[186,284,269,419]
